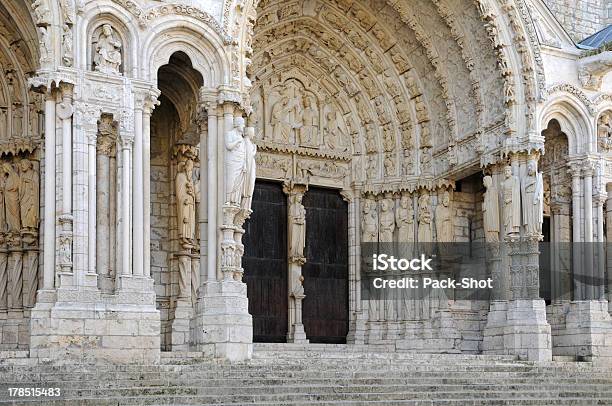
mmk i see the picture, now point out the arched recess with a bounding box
[540,118,572,305]
[150,51,204,351]
[245,0,508,345]
[141,19,230,85]
[540,97,595,156]
[79,3,139,77]
[0,0,44,349]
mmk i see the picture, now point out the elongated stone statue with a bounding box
[435,191,453,242]
[288,192,306,263]
[417,192,433,243]
[396,193,414,243]
[18,159,39,231]
[362,199,378,242]
[379,198,395,242]
[483,175,500,243]
[3,163,20,233]
[225,117,246,206]
[175,159,196,247]
[94,24,122,74]
[522,161,543,236]
[502,166,521,237]
[242,126,257,212]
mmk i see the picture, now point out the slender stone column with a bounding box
[206,105,217,282]
[42,92,56,290]
[0,235,7,312]
[594,193,606,300]
[583,164,594,300]
[284,182,308,343]
[55,86,79,287]
[143,94,158,278]
[120,136,133,278]
[133,103,144,277]
[569,164,583,300]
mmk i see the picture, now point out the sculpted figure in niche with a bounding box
[39,27,50,62]
[0,108,7,139]
[241,126,257,212]
[12,106,23,137]
[175,158,196,247]
[362,199,378,242]
[379,199,395,242]
[62,24,74,67]
[522,161,544,236]
[225,117,246,206]
[435,191,453,242]
[18,159,39,231]
[31,0,50,25]
[502,166,521,237]
[271,88,294,143]
[3,163,20,233]
[396,194,415,243]
[288,193,306,263]
[93,24,122,74]
[417,192,433,243]
[297,97,318,147]
[324,111,347,151]
[483,175,500,243]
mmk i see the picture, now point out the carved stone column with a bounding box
[345,189,367,345]
[56,85,74,287]
[583,162,595,300]
[118,134,133,283]
[484,154,551,362]
[569,163,583,300]
[594,193,606,301]
[284,181,308,344]
[96,116,117,293]
[7,234,22,315]
[42,89,56,293]
[194,100,252,361]
[143,92,159,278]
[0,233,7,314]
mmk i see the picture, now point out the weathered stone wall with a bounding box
[151,114,174,351]
[543,0,608,42]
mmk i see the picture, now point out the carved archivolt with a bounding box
[251,0,509,189]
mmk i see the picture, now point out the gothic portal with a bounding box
[1,0,612,364]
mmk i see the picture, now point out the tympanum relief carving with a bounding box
[262,79,349,153]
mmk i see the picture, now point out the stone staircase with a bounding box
[0,344,611,405]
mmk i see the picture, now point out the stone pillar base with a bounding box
[483,300,508,354]
[194,280,252,362]
[171,299,193,351]
[287,324,308,343]
[553,300,612,362]
[346,310,367,344]
[483,300,552,361]
[29,286,160,364]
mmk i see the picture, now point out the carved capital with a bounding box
[119,135,134,149]
[282,180,308,197]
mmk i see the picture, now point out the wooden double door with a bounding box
[242,181,349,343]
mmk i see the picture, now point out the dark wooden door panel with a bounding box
[243,181,288,343]
[302,187,349,344]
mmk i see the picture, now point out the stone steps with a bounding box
[0,347,611,405]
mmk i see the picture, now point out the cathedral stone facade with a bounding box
[0,0,612,365]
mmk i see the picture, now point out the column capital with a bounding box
[119,135,134,149]
[567,162,582,177]
[582,161,596,176]
[283,180,308,197]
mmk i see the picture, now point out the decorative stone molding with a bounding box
[578,52,612,92]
